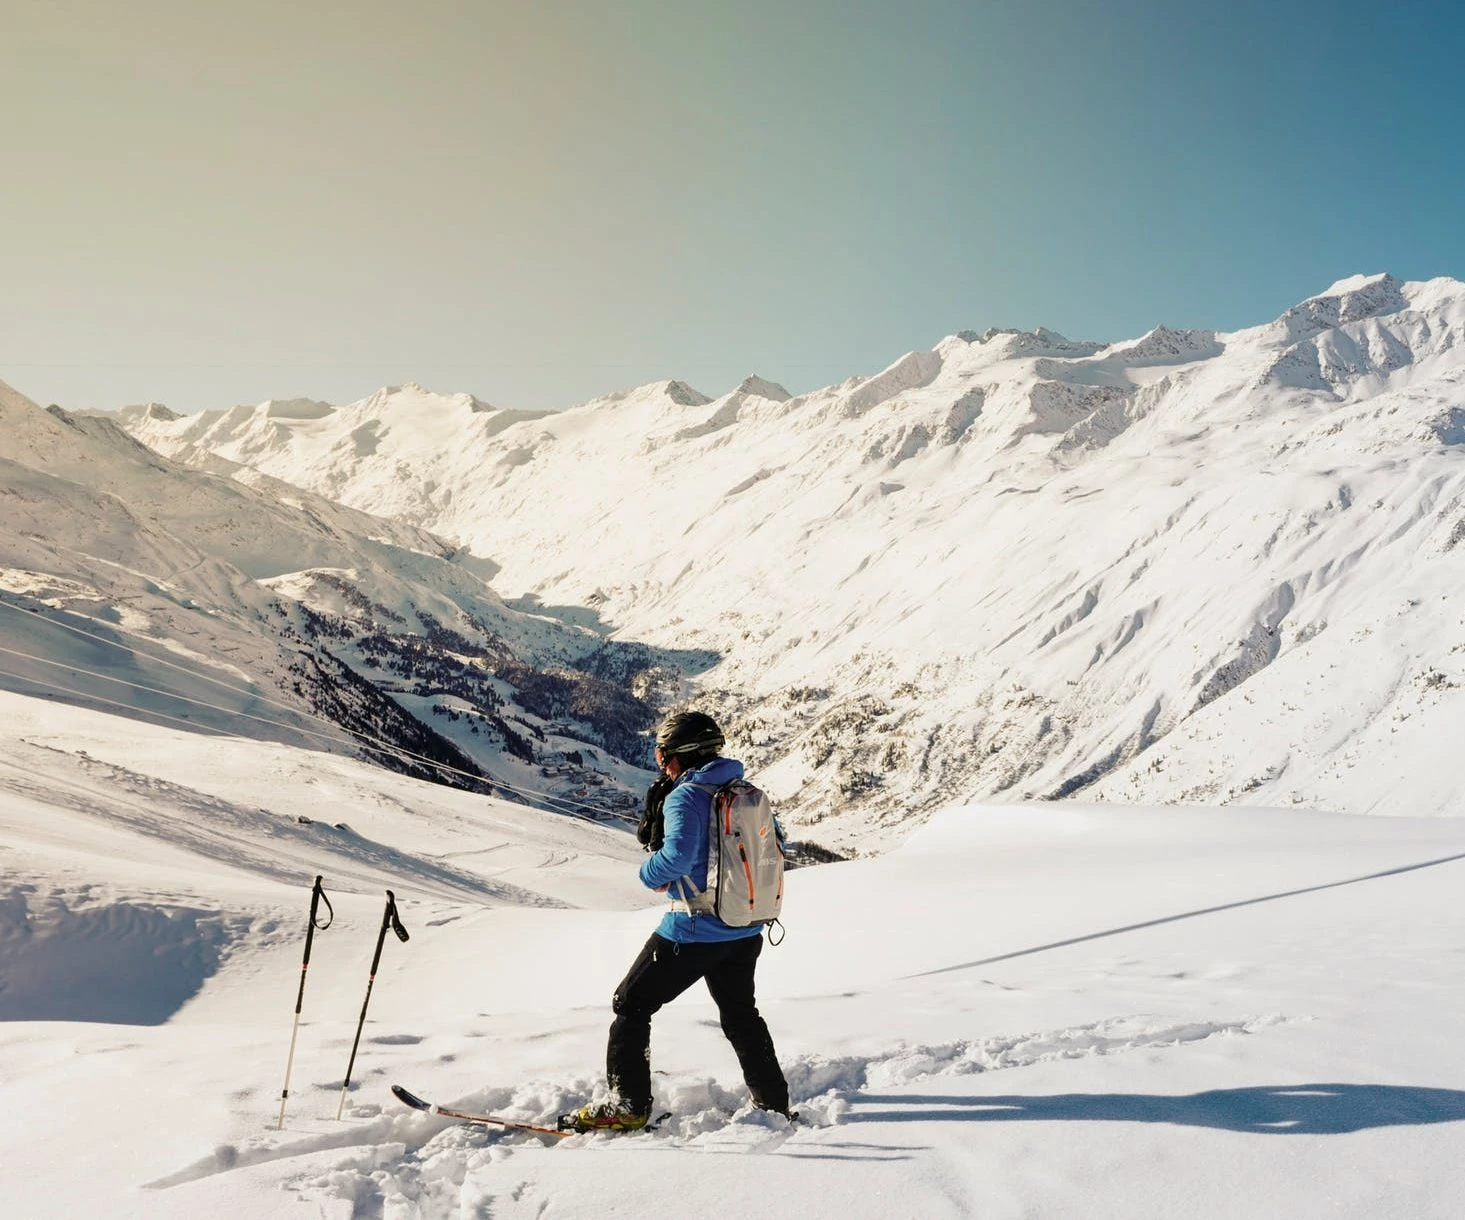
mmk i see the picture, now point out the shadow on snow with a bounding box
[850,1084,1465,1135]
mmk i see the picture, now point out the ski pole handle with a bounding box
[388,891,409,943]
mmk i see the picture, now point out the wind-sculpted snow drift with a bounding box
[111,273,1465,848]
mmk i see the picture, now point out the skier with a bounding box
[564,710,792,1131]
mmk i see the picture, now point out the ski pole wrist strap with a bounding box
[386,890,409,943]
[309,875,334,932]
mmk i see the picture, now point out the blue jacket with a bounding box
[639,756,764,943]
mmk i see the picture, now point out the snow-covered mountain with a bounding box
[7,277,1465,1218]
[116,274,1465,850]
[0,380,702,821]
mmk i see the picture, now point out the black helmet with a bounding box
[655,710,725,760]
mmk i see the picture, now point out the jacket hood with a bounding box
[682,756,743,787]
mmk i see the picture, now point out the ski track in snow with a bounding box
[146,1013,1286,1211]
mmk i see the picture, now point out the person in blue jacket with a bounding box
[565,710,791,1132]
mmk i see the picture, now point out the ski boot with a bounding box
[559,1100,651,1133]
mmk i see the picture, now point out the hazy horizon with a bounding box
[4,0,1462,414]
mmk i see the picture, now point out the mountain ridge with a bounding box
[63,275,1465,847]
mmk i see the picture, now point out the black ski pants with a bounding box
[607,932,788,1115]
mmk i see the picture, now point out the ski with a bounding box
[391,1084,571,1139]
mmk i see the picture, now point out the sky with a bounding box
[2,0,1462,413]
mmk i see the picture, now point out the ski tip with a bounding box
[391,1084,430,1111]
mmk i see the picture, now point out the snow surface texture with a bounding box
[116,274,1465,850]
[1,690,1463,1218]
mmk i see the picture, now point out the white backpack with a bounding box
[673,779,785,928]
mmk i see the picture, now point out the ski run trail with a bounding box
[2,690,1464,1219]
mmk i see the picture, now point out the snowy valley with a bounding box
[115,272,1465,851]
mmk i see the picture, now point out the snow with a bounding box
[1,688,1463,1217]
[111,275,1465,850]
[737,375,792,402]
[8,275,1465,1214]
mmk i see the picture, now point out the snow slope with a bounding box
[118,275,1465,849]
[2,689,1463,1219]
[0,380,690,818]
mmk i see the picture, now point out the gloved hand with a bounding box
[636,773,676,852]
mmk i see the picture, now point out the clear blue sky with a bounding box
[2,0,1461,411]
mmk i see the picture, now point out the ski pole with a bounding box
[277,875,333,1130]
[336,889,410,1119]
